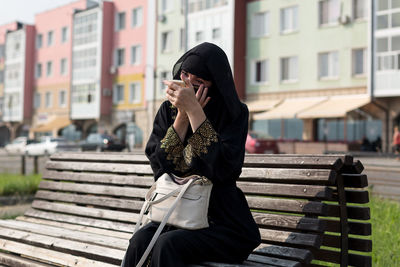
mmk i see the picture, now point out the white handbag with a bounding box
[124,173,213,267]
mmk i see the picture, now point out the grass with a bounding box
[0,173,42,196]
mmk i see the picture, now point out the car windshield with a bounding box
[249,132,273,139]
[12,139,25,144]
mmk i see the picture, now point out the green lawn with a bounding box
[0,173,42,196]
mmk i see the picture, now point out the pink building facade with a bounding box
[30,0,87,139]
[110,0,148,148]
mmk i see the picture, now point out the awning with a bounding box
[32,118,72,133]
[246,99,282,112]
[297,96,371,119]
[253,97,328,120]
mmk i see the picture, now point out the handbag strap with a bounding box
[135,177,197,267]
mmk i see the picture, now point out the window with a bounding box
[61,27,68,43]
[353,0,367,20]
[45,92,52,108]
[115,12,126,31]
[47,31,53,46]
[253,59,268,83]
[113,84,124,104]
[161,0,172,13]
[212,28,221,39]
[131,45,141,65]
[180,28,185,50]
[353,48,366,76]
[377,14,389,29]
[319,0,340,26]
[252,11,269,37]
[60,58,67,75]
[130,82,141,103]
[378,0,389,11]
[115,48,125,66]
[377,37,389,52]
[36,63,42,78]
[36,34,42,49]
[160,71,169,93]
[0,44,4,59]
[46,61,52,77]
[59,90,66,107]
[281,56,298,81]
[0,70,3,83]
[34,93,41,109]
[161,31,172,53]
[281,6,298,33]
[195,31,203,42]
[132,7,143,28]
[318,51,339,79]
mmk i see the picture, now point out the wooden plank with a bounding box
[0,238,118,267]
[322,233,372,252]
[343,174,368,188]
[38,181,148,199]
[323,219,371,236]
[331,189,370,204]
[0,227,124,265]
[239,168,336,185]
[246,196,328,215]
[35,190,145,211]
[247,254,301,267]
[0,252,54,267]
[16,216,132,239]
[259,228,321,248]
[31,200,139,223]
[243,155,343,170]
[327,204,370,220]
[313,248,371,267]
[42,170,154,186]
[0,219,127,250]
[238,182,333,199]
[196,261,265,266]
[251,212,325,232]
[50,152,149,163]
[23,209,134,233]
[45,161,153,175]
[254,244,313,263]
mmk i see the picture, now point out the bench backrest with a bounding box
[25,152,371,266]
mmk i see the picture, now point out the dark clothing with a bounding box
[122,42,261,267]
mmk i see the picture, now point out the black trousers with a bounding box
[122,222,251,267]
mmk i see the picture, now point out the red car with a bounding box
[245,131,279,154]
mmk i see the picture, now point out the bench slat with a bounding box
[252,212,325,232]
[42,169,154,186]
[38,181,147,199]
[31,200,139,223]
[313,248,371,267]
[259,228,321,248]
[45,161,153,174]
[0,252,53,267]
[238,182,333,199]
[247,254,301,267]
[239,168,336,185]
[323,219,371,236]
[322,234,372,252]
[0,238,118,267]
[50,152,149,163]
[16,216,132,239]
[327,204,370,220]
[0,226,124,265]
[24,208,134,233]
[0,219,127,250]
[343,174,368,188]
[243,156,343,170]
[254,244,312,263]
[35,190,144,211]
[247,196,328,215]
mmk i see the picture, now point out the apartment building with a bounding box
[30,0,87,140]
[246,0,378,149]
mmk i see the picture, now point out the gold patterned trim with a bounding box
[160,126,190,172]
[184,119,218,166]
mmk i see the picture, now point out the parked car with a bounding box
[25,136,78,156]
[245,131,279,154]
[4,137,37,155]
[80,133,126,152]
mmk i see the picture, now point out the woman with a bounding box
[122,42,261,266]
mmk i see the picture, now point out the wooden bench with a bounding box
[0,152,372,267]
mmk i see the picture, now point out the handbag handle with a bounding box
[134,177,197,267]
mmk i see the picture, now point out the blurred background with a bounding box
[0,0,398,156]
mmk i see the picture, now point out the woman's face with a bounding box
[180,70,212,92]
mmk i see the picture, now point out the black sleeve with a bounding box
[145,102,189,180]
[182,105,249,185]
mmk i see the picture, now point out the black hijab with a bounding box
[172,42,244,131]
